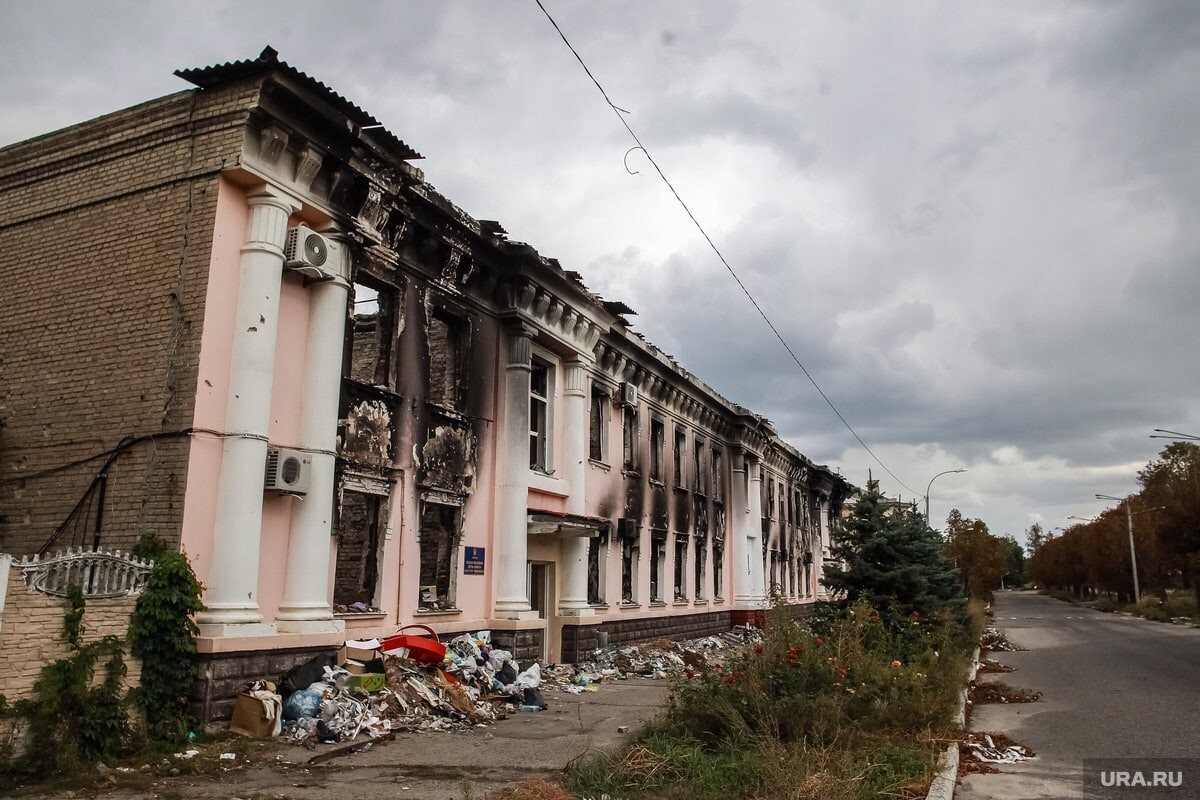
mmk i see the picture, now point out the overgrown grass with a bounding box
[563,602,981,800]
[1045,588,1200,624]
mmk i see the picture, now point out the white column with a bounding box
[494,321,536,617]
[745,458,766,607]
[558,358,594,615]
[731,451,753,606]
[816,493,830,599]
[277,261,351,633]
[197,186,298,634]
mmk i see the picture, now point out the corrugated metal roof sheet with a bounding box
[175,46,421,161]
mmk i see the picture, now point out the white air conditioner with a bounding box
[264,447,312,495]
[284,225,342,280]
[618,382,638,408]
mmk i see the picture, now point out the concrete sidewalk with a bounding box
[34,678,670,800]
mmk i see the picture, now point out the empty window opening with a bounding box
[587,533,607,605]
[334,491,384,609]
[418,500,461,610]
[673,533,689,601]
[711,448,723,501]
[350,282,394,386]
[621,538,639,604]
[712,538,724,599]
[589,385,608,462]
[673,428,686,488]
[694,534,708,600]
[693,439,705,495]
[622,406,639,472]
[649,532,666,603]
[649,419,665,482]
[428,309,467,409]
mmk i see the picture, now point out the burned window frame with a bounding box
[348,278,400,388]
[649,417,665,483]
[618,518,639,605]
[673,426,687,489]
[621,405,639,473]
[587,530,608,605]
[588,383,610,464]
[693,531,707,601]
[332,472,394,612]
[426,304,471,412]
[673,532,689,602]
[417,493,464,611]
[649,529,667,604]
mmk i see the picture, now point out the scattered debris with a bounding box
[977,658,1016,674]
[980,627,1025,652]
[960,732,1036,764]
[971,681,1042,704]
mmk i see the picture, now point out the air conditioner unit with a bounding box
[617,382,638,408]
[284,225,342,280]
[264,447,312,495]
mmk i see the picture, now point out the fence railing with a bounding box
[14,547,153,599]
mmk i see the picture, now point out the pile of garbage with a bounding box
[230,626,765,746]
[980,626,1024,652]
[961,732,1036,764]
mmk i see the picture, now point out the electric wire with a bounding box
[534,0,917,496]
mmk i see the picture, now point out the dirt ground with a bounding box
[11,678,670,800]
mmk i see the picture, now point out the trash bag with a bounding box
[282,687,323,720]
[515,662,541,689]
[497,662,517,685]
[522,686,547,709]
[280,653,337,697]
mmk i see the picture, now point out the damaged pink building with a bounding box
[0,48,850,721]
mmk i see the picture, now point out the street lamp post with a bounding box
[1096,493,1139,602]
[925,469,967,523]
[1150,429,1199,442]
[1067,515,1095,523]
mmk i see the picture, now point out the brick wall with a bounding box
[0,565,141,703]
[0,81,261,556]
[191,645,338,722]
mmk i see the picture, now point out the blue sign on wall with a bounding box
[464,546,485,575]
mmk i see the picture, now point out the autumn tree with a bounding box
[1137,442,1200,599]
[944,509,1007,599]
[824,478,963,618]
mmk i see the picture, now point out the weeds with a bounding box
[564,601,980,800]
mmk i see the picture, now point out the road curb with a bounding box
[926,645,979,800]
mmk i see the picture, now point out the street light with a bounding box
[925,469,967,522]
[1096,493,1139,601]
[1067,515,1095,523]
[1150,429,1199,442]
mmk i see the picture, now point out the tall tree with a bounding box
[1025,523,1047,555]
[1000,535,1028,587]
[944,509,1007,599]
[1138,442,1200,597]
[824,478,963,616]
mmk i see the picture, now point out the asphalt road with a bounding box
[958,590,1200,799]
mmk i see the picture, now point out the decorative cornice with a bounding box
[498,278,603,357]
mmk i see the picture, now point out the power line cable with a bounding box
[534,0,917,496]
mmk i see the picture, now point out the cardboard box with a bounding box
[229,692,277,738]
[347,673,387,693]
[339,641,381,664]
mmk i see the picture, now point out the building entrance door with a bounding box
[527,561,554,662]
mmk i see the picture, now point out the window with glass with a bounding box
[529,358,551,471]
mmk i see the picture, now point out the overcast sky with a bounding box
[3,1,1197,544]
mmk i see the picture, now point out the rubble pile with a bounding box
[961,732,1036,764]
[231,626,766,747]
[980,626,1024,652]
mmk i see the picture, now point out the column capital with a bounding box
[246,183,303,214]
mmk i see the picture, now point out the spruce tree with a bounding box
[823,478,963,616]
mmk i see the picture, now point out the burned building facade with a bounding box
[0,49,850,720]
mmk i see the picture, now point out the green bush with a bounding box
[566,602,979,799]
